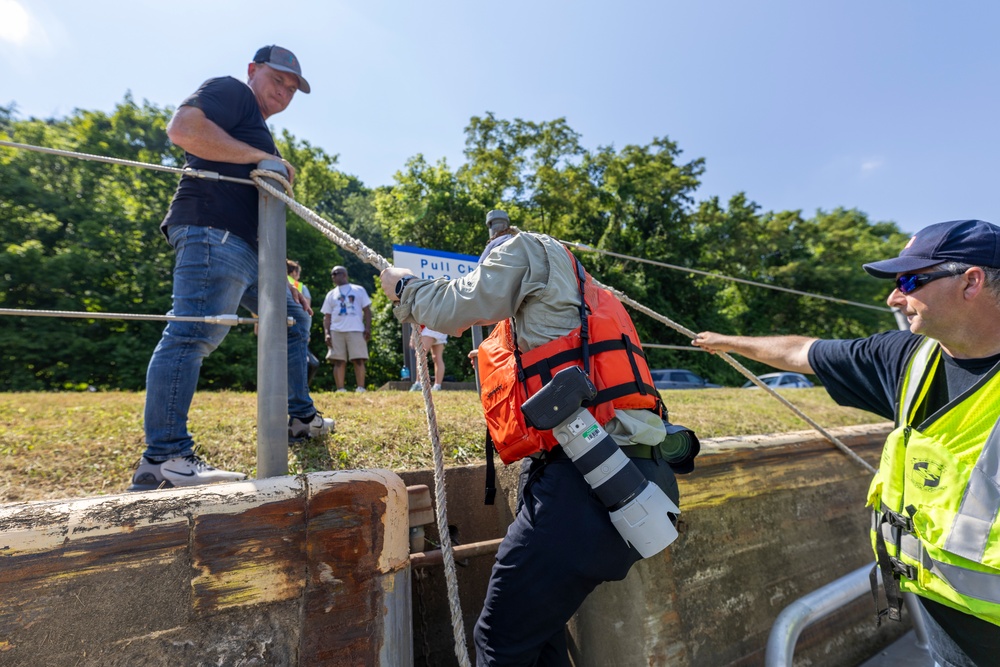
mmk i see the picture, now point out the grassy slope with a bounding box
[0,388,883,504]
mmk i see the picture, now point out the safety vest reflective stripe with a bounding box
[882,520,1000,604]
[883,521,921,561]
[897,338,938,425]
[935,560,1000,604]
[946,422,1000,562]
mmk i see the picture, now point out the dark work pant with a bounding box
[473,453,679,667]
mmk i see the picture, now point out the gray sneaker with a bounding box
[127,454,246,492]
[288,412,335,440]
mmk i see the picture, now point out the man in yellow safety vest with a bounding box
[694,219,1000,667]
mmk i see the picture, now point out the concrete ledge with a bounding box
[0,424,905,667]
[400,423,908,667]
[0,470,411,667]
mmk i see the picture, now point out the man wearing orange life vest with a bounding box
[380,210,680,667]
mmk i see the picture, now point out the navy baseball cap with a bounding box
[253,45,311,94]
[863,219,1000,279]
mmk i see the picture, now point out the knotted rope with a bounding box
[251,169,473,667]
[596,282,876,474]
[1,136,880,663]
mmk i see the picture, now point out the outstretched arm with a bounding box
[692,332,817,374]
[167,106,296,181]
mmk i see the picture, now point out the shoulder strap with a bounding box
[569,250,591,376]
[484,430,496,505]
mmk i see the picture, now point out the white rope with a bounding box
[0,139,256,186]
[251,170,472,667]
[559,239,894,314]
[595,280,877,474]
[410,326,472,667]
[0,308,268,326]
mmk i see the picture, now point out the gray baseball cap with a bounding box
[485,209,510,237]
[486,209,510,226]
[253,45,311,94]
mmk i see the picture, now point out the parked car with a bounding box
[650,368,721,390]
[741,372,815,389]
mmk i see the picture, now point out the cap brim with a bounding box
[267,63,311,94]
[862,256,941,279]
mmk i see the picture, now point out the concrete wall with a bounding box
[400,424,912,667]
[0,470,411,667]
[0,425,911,667]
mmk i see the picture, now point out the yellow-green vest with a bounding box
[868,336,1000,625]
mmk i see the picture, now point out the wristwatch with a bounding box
[395,276,415,300]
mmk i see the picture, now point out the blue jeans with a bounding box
[143,225,314,462]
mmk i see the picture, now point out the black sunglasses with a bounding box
[895,270,956,295]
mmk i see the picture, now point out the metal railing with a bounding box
[765,562,929,666]
[255,159,291,479]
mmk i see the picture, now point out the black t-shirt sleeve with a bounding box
[181,76,253,133]
[161,76,275,247]
[807,330,922,421]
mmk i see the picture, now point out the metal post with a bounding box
[401,322,414,384]
[904,592,931,649]
[765,563,875,666]
[257,159,289,479]
[471,326,485,393]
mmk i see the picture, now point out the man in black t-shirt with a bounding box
[130,46,333,493]
[694,219,1000,667]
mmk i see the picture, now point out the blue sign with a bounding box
[392,244,479,280]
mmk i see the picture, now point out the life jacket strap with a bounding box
[871,510,908,625]
[884,507,914,533]
[484,430,496,506]
[572,254,591,376]
[520,337,648,383]
[589,381,659,406]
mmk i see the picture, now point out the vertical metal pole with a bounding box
[903,592,930,650]
[471,326,484,394]
[402,323,414,384]
[257,159,289,479]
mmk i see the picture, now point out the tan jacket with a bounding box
[394,231,665,446]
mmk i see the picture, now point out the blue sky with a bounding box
[3,0,998,235]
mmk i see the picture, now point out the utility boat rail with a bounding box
[765,563,930,666]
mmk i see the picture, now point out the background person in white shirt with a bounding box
[321,265,372,392]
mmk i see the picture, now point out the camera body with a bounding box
[522,366,679,558]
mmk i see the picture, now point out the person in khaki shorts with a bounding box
[321,265,372,392]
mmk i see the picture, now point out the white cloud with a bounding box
[0,0,31,45]
[861,157,885,174]
[0,0,65,81]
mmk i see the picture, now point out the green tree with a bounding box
[0,97,375,391]
[1,101,914,392]
[690,198,909,384]
[0,96,180,390]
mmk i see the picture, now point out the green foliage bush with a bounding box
[0,99,909,391]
